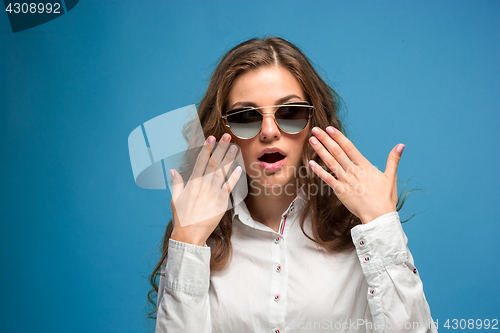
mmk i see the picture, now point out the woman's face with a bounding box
[227,65,310,195]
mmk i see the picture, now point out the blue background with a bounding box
[1,1,499,332]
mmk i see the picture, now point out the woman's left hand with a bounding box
[308,126,405,224]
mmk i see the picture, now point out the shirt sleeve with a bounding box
[155,238,212,333]
[350,212,438,333]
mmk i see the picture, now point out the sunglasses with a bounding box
[222,101,314,139]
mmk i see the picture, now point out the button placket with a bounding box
[270,232,286,328]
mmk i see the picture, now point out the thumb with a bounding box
[384,144,405,180]
[170,169,184,201]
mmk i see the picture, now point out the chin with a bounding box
[247,169,299,197]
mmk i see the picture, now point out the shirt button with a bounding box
[274,294,280,302]
[364,256,370,262]
[274,236,281,244]
[413,268,417,274]
[275,264,282,273]
[369,289,375,295]
[359,240,365,246]
[273,329,280,333]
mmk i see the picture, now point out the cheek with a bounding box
[292,135,308,161]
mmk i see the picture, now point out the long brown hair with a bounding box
[147,36,403,321]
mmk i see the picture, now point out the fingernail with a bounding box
[326,127,335,135]
[310,137,318,145]
[235,166,242,174]
[308,160,317,168]
[222,133,230,142]
[170,169,175,178]
[208,136,215,144]
[229,145,237,154]
[311,127,320,135]
[397,144,405,154]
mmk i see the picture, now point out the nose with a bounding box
[259,112,281,141]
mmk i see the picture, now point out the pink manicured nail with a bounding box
[326,127,335,135]
[310,137,318,145]
[170,169,175,178]
[234,166,242,174]
[397,144,405,154]
[208,136,215,144]
[308,160,317,168]
[311,127,320,135]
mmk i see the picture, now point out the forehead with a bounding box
[227,66,306,108]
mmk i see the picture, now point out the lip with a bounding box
[258,147,287,159]
[257,147,287,171]
[259,158,286,171]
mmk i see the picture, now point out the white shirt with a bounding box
[156,190,438,333]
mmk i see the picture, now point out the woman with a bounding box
[150,37,437,332]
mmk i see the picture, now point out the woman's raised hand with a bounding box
[170,133,242,246]
[308,126,404,224]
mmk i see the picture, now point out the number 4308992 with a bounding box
[443,319,498,330]
[5,3,61,14]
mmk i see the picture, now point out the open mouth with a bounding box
[258,152,286,164]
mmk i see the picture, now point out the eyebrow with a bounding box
[229,94,304,110]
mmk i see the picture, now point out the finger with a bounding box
[191,136,214,180]
[204,133,232,175]
[222,165,243,195]
[384,143,405,180]
[212,143,239,188]
[170,169,185,201]
[309,135,347,180]
[311,127,352,171]
[323,126,369,166]
[308,159,343,191]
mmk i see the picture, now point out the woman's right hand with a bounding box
[170,133,242,246]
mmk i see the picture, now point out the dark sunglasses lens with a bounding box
[226,108,262,139]
[275,105,310,134]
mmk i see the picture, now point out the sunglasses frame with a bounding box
[221,101,314,140]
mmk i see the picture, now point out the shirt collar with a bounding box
[230,185,308,231]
